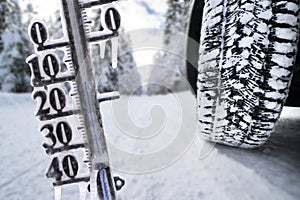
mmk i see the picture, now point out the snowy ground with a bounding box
[0,92,299,200]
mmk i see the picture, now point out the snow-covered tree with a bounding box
[147,0,190,95]
[0,0,31,92]
[22,3,37,27]
[49,9,63,40]
[164,0,190,46]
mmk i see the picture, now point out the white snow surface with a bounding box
[0,92,300,199]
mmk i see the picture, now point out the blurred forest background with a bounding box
[0,0,191,94]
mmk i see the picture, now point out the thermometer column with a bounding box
[61,0,116,199]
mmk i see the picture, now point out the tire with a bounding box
[187,0,205,95]
[196,0,300,148]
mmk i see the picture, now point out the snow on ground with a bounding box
[0,92,299,200]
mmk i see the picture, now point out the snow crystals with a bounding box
[239,37,254,48]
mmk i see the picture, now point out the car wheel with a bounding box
[192,0,300,148]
